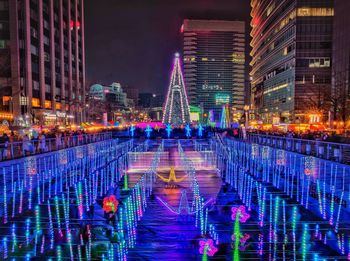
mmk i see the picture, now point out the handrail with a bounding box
[247,133,350,164]
[0,132,113,161]
[248,133,350,147]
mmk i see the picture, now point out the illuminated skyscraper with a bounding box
[182,19,246,122]
[162,53,191,126]
[332,0,350,122]
[0,0,86,125]
[250,0,334,123]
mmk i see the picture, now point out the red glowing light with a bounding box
[103,195,119,213]
[70,20,74,30]
[304,168,312,175]
[252,17,260,27]
[76,20,81,30]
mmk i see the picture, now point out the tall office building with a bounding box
[0,0,86,125]
[332,0,350,122]
[250,0,333,124]
[182,19,246,122]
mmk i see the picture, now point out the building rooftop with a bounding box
[182,19,245,32]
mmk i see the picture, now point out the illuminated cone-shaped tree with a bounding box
[162,53,191,126]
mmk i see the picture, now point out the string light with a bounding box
[302,224,308,261]
[25,218,30,246]
[11,182,16,218]
[35,205,40,233]
[3,237,8,259]
[54,196,62,236]
[47,200,54,249]
[56,245,62,261]
[3,168,7,224]
[11,223,17,253]
[162,53,190,125]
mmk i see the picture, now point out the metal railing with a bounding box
[0,132,113,161]
[247,133,350,164]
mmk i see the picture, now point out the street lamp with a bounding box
[244,105,250,128]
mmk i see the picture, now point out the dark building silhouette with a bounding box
[0,0,86,124]
[332,0,350,122]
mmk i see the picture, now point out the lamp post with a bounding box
[244,105,250,129]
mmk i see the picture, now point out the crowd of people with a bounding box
[0,129,109,161]
[249,129,350,143]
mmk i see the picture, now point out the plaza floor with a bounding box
[0,137,348,260]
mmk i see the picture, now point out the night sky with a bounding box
[85,0,251,94]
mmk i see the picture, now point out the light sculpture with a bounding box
[165,124,172,138]
[162,53,191,126]
[103,195,119,213]
[199,238,218,257]
[145,124,152,138]
[231,205,250,223]
[185,124,191,138]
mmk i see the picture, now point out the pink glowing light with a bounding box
[135,122,164,129]
[231,233,251,251]
[199,238,218,257]
[240,233,250,245]
[70,20,74,30]
[231,205,250,223]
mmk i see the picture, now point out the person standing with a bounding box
[32,130,39,153]
[55,132,62,150]
[2,133,9,160]
[39,133,47,153]
[22,134,32,155]
[0,134,5,161]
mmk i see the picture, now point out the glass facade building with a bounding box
[0,0,86,125]
[332,0,350,122]
[250,0,333,123]
[182,19,246,122]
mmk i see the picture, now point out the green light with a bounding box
[233,212,241,261]
[123,172,129,190]
[202,244,208,261]
[215,93,230,105]
[302,224,308,261]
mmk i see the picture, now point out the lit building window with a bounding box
[44,100,51,109]
[309,58,331,68]
[309,114,321,123]
[32,98,40,107]
[297,8,334,17]
[215,93,230,105]
[263,83,288,95]
[278,11,296,32]
[2,96,10,105]
[266,3,275,17]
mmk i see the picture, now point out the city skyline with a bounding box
[1,2,350,261]
[85,0,251,94]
